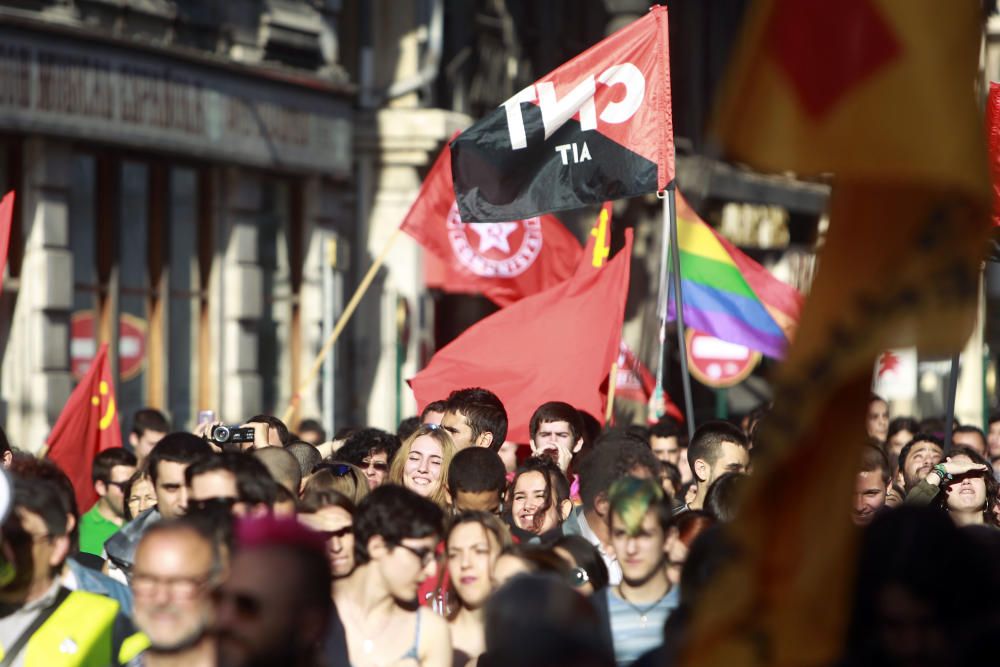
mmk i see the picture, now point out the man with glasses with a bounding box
[332,485,451,666]
[336,428,401,490]
[129,519,220,667]
[0,473,129,666]
[213,516,336,667]
[80,448,137,558]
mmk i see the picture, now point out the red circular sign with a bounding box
[685,329,760,388]
[71,311,147,381]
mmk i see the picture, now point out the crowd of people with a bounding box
[0,388,997,666]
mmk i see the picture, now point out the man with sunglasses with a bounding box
[129,519,221,667]
[333,485,452,666]
[185,453,279,518]
[79,448,137,558]
[214,516,336,667]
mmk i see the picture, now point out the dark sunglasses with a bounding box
[188,497,238,514]
[211,588,261,619]
[393,542,435,567]
[363,460,389,472]
[321,526,354,540]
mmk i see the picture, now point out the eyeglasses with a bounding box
[211,588,262,620]
[188,497,238,514]
[105,480,130,491]
[569,566,590,588]
[133,573,215,600]
[393,542,436,567]
[362,460,389,472]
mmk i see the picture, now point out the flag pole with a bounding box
[281,227,403,425]
[605,361,619,425]
[943,352,961,450]
[666,184,696,439]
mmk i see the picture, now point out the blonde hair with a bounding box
[388,424,456,508]
[303,462,369,505]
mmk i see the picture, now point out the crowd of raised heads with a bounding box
[1,389,999,666]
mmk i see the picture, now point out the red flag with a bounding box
[409,218,632,442]
[451,5,673,222]
[988,82,1000,227]
[0,191,14,294]
[46,343,122,511]
[402,141,582,306]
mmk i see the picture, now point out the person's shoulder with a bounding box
[418,607,453,664]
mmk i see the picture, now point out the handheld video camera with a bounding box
[209,425,256,447]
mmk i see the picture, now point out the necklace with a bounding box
[617,584,669,628]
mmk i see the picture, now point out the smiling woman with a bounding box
[388,425,457,508]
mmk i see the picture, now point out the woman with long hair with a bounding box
[905,444,998,527]
[445,512,510,666]
[388,424,456,508]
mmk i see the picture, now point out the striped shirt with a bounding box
[605,585,679,666]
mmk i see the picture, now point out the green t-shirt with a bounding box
[78,504,121,556]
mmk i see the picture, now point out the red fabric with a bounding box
[0,191,13,294]
[988,82,1000,227]
[402,140,582,306]
[409,223,633,443]
[46,343,122,511]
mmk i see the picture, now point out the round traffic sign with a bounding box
[71,311,147,381]
[685,329,760,388]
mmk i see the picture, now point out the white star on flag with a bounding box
[469,222,519,254]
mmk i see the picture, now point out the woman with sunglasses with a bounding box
[552,534,609,596]
[303,461,370,505]
[299,489,358,580]
[388,424,456,509]
[445,511,510,666]
[905,444,999,527]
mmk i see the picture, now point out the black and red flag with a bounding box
[451,5,673,222]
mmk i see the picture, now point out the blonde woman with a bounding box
[389,424,456,508]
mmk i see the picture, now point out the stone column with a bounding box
[216,167,264,423]
[0,138,74,452]
[353,108,469,429]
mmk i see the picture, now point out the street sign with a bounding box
[685,329,760,388]
[71,311,147,381]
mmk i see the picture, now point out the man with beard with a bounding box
[897,435,944,492]
[597,477,678,666]
[129,519,220,667]
[213,516,334,667]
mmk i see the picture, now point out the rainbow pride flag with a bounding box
[669,191,803,359]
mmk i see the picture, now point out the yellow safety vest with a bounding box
[0,590,119,666]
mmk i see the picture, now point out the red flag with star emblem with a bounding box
[409,213,631,442]
[46,343,122,512]
[402,140,582,306]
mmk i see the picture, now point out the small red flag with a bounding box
[988,82,1000,227]
[0,191,14,294]
[46,343,122,512]
[409,219,632,442]
[402,140,582,306]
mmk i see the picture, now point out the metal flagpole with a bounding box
[943,352,961,451]
[665,184,695,439]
